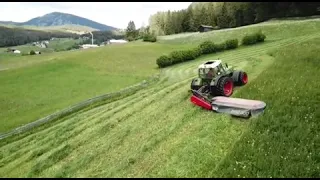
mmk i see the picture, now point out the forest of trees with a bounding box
[0,26,79,47]
[148,2,320,36]
[124,20,157,42]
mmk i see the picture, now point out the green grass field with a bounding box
[0,38,82,55]
[0,18,319,178]
[0,42,192,133]
[47,38,82,51]
[157,18,320,44]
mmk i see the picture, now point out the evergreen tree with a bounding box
[125,20,138,41]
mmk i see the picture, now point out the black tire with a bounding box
[232,71,248,86]
[212,76,234,97]
[232,71,240,85]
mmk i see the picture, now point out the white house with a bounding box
[109,39,128,44]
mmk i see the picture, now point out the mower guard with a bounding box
[211,96,266,118]
[190,91,266,118]
[190,95,212,110]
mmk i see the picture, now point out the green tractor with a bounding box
[190,60,248,97]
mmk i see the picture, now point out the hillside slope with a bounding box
[0,12,117,31]
[0,19,319,178]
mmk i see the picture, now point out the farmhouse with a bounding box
[199,25,214,33]
[6,48,21,54]
[81,44,99,49]
[6,48,15,52]
[32,41,48,48]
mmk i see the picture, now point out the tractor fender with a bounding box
[191,77,203,91]
[191,77,203,86]
[210,75,225,87]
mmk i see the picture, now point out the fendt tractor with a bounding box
[190,60,266,118]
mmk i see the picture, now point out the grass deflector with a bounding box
[190,60,266,118]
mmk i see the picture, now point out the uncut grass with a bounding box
[161,32,319,84]
[212,38,320,178]
[158,19,320,45]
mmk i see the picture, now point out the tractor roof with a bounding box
[198,60,221,69]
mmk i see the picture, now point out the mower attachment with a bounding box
[211,96,266,118]
[190,90,266,118]
[190,95,212,110]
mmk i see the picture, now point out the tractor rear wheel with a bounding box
[232,71,248,86]
[213,76,234,97]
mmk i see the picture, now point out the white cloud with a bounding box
[0,2,192,29]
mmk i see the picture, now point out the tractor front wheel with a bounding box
[214,76,234,97]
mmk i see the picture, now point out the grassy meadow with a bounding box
[0,38,82,55]
[157,18,320,44]
[214,37,320,178]
[0,42,192,133]
[0,18,319,178]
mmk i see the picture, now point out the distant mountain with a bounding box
[0,21,19,26]
[0,12,117,31]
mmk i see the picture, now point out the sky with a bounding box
[0,2,192,29]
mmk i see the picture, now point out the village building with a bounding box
[199,25,214,33]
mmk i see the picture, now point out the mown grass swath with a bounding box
[1,19,319,134]
[0,42,193,133]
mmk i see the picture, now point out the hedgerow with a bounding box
[156,32,266,68]
[242,31,266,45]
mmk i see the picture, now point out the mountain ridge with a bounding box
[0,12,117,31]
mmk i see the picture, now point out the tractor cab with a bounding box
[198,60,229,80]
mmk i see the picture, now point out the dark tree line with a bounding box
[80,30,125,44]
[123,20,156,42]
[149,2,320,35]
[0,26,79,47]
